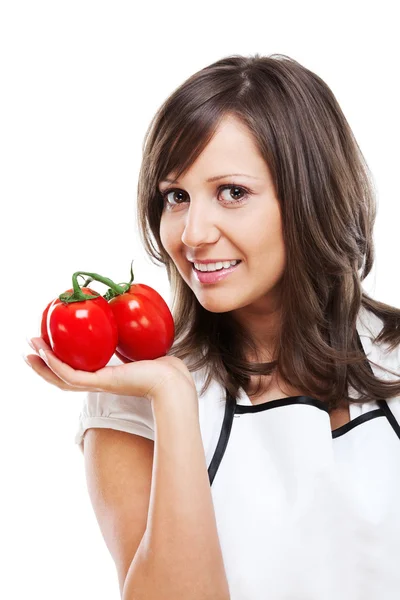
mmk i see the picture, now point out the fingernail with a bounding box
[22,353,32,367]
[39,349,48,363]
[25,337,36,350]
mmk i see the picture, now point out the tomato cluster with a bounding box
[40,264,175,372]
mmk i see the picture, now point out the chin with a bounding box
[195,294,242,314]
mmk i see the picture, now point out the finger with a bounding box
[36,348,101,390]
[29,336,52,353]
[29,337,115,392]
[28,337,97,391]
[23,353,82,391]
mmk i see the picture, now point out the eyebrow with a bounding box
[160,173,263,185]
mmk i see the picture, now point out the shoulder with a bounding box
[357,304,386,340]
[357,304,400,417]
[357,306,400,375]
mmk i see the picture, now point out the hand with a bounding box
[23,337,197,401]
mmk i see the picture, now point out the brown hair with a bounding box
[136,52,400,412]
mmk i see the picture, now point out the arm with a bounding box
[122,382,231,600]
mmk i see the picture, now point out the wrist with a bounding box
[149,378,199,413]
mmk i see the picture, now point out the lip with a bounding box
[191,261,242,284]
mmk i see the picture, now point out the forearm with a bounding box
[122,385,230,600]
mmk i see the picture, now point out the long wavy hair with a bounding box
[136,52,400,412]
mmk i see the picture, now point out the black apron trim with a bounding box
[208,389,236,486]
[332,408,385,438]
[376,401,400,440]
[235,395,329,414]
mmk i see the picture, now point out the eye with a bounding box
[160,189,186,206]
[159,184,250,208]
[219,185,248,203]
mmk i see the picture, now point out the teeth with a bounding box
[194,260,240,272]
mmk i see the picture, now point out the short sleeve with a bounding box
[74,389,155,454]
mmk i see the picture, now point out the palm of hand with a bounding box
[24,337,196,401]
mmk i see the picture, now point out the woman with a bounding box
[26,53,400,599]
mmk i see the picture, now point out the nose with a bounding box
[181,201,220,249]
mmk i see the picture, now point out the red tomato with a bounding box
[108,283,175,361]
[41,287,118,372]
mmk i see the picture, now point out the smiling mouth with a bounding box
[190,260,242,284]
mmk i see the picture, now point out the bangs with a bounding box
[157,103,234,187]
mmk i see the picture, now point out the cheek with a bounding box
[249,206,286,273]
[159,216,174,254]
[245,203,284,253]
[159,217,185,269]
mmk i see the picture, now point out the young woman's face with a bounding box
[159,114,286,316]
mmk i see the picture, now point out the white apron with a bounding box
[207,330,400,599]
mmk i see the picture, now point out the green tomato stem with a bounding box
[58,260,136,304]
[80,275,94,286]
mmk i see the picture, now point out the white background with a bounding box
[1,1,399,598]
